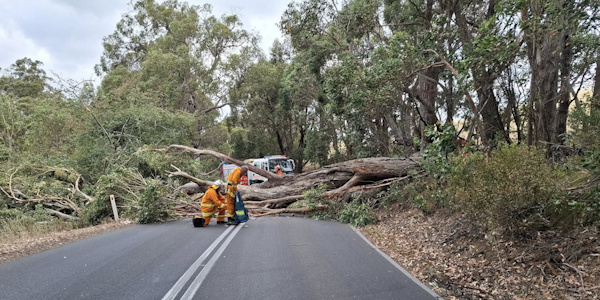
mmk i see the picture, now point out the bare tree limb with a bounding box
[44,208,80,221]
[75,174,94,203]
[252,205,329,217]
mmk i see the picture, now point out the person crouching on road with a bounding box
[226,166,248,225]
[199,181,227,226]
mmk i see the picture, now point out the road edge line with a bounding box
[350,226,444,300]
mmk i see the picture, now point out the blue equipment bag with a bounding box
[234,192,249,223]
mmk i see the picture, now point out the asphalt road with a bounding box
[0,216,441,300]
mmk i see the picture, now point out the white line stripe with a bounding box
[180,224,244,300]
[162,225,235,300]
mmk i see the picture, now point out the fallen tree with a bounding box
[0,167,88,221]
[167,145,423,217]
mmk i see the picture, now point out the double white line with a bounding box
[162,224,244,300]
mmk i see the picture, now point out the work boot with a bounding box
[227,217,239,226]
[217,220,226,224]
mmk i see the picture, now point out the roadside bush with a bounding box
[0,206,74,242]
[375,174,448,215]
[84,167,148,224]
[337,198,378,227]
[137,179,174,224]
[448,144,563,236]
[552,148,600,228]
[302,184,342,220]
[302,185,377,226]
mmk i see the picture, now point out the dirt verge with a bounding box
[360,208,600,299]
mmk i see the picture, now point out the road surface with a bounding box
[0,216,441,299]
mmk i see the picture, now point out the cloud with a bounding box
[0,0,287,83]
[0,0,128,80]
[0,26,53,70]
[203,0,289,52]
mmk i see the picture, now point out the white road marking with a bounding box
[161,225,235,300]
[180,224,244,300]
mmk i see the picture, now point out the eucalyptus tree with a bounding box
[96,0,260,148]
[0,58,48,99]
[518,0,600,147]
[449,0,519,146]
[281,0,410,159]
[0,58,53,160]
[227,39,319,171]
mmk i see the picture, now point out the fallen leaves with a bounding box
[360,208,600,300]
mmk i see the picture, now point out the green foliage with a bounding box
[98,0,259,115]
[337,198,378,227]
[421,124,460,176]
[302,184,327,209]
[137,179,174,224]
[72,104,196,182]
[0,205,75,241]
[85,166,178,225]
[448,144,563,236]
[0,58,48,98]
[84,167,144,224]
[301,184,378,226]
[567,103,600,151]
[302,184,345,221]
[561,101,600,227]
[304,127,334,166]
[377,175,448,215]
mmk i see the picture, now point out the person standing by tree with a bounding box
[226,166,248,225]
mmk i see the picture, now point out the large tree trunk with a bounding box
[593,56,600,113]
[554,30,573,146]
[523,2,562,146]
[454,0,509,147]
[167,145,422,214]
[475,72,509,146]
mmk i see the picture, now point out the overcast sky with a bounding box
[0,0,290,84]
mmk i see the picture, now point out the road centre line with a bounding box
[162,225,235,300]
[180,223,244,300]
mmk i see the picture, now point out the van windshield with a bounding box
[269,159,294,172]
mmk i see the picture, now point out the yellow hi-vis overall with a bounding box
[226,167,242,218]
[200,187,226,225]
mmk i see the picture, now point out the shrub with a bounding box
[448,144,563,236]
[302,184,342,221]
[137,179,174,224]
[337,198,379,227]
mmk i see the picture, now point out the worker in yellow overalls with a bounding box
[197,181,227,226]
[226,166,248,225]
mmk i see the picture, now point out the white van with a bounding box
[221,155,295,185]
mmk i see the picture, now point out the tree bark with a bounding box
[554,30,573,146]
[167,145,422,208]
[593,56,600,113]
